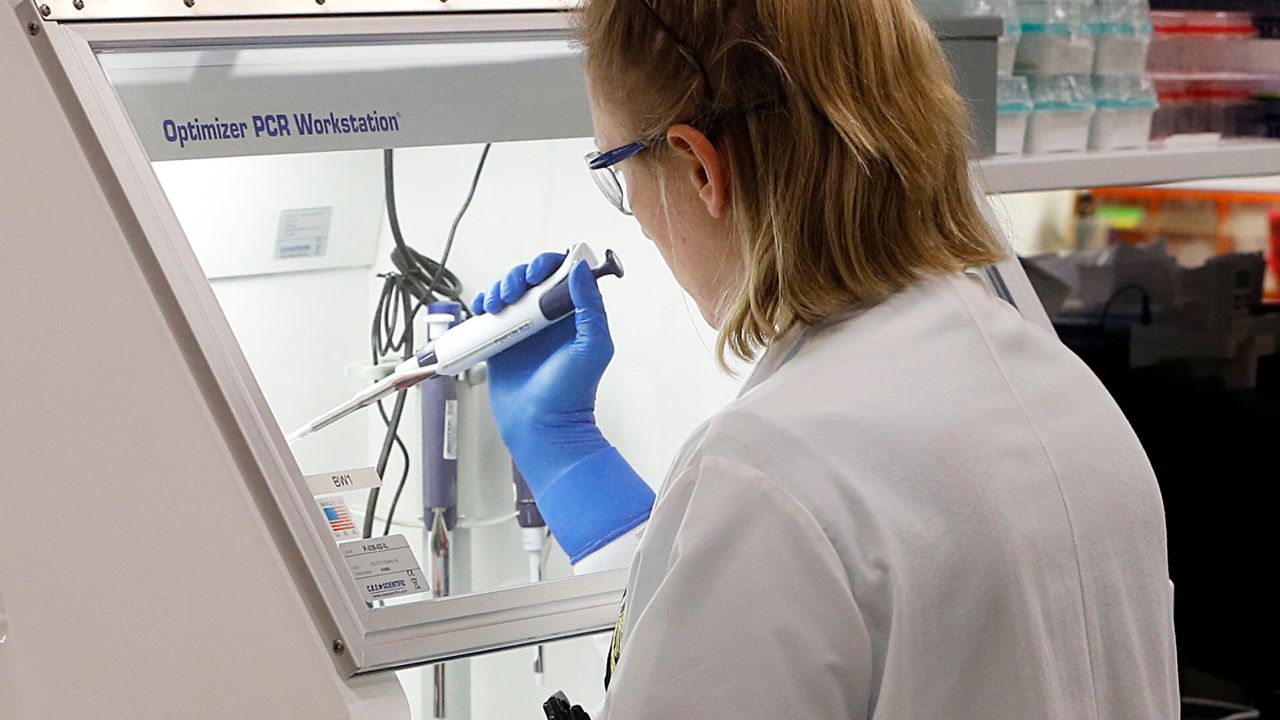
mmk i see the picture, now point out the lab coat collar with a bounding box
[736,327,801,399]
[734,295,887,399]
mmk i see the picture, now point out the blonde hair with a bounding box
[577,0,1007,365]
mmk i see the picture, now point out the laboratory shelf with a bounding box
[976,141,1280,194]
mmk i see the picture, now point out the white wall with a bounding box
[152,151,386,476]
[157,137,745,720]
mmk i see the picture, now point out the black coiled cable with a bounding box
[362,144,491,538]
[384,146,489,312]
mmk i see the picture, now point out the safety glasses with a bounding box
[584,143,646,216]
[583,0,713,216]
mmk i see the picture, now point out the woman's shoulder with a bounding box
[657,269,1102,518]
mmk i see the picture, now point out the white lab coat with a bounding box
[594,273,1179,719]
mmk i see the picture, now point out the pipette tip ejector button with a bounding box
[597,249,624,280]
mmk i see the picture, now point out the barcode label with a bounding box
[443,399,458,461]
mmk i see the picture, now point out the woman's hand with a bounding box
[472,253,614,471]
[472,252,653,563]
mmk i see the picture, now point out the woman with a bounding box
[473,0,1179,717]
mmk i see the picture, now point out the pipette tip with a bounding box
[285,425,313,444]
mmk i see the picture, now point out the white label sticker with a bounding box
[442,399,459,461]
[305,466,382,497]
[317,496,362,541]
[341,535,428,603]
[275,207,331,259]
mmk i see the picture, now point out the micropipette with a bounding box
[286,243,624,443]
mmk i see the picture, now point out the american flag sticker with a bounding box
[318,496,361,540]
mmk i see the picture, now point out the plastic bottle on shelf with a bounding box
[1091,0,1153,75]
[1180,11,1256,74]
[1016,0,1096,75]
[1025,74,1097,152]
[1147,10,1187,74]
[1090,74,1158,149]
[999,1,1023,76]
[997,75,1034,153]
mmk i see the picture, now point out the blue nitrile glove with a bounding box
[473,253,654,563]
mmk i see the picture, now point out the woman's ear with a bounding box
[666,124,728,219]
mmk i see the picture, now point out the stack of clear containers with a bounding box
[1092,0,1152,75]
[1092,74,1159,148]
[997,75,1034,153]
[1025,74,1097,151]
[1009,0,1154,153]
[1088,0,1156,149]
[1014,0,1095,152]
[930,0,1161,153]
[988,0,1028,153]
[1016,0,1095,76]
[1148,11,1260,145]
